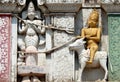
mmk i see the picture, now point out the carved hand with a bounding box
[76,36,82,39]
[85,35,91,39]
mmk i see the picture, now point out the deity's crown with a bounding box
[89,9,99,22]
[27,2,35,14]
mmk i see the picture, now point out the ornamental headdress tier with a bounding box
[89,9,99,23]
[27,2,35,15]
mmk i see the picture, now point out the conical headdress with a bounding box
[89,9,99,23]
[27,2,35,14]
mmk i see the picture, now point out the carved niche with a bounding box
[17,1,47,82]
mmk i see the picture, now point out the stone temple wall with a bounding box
[50,15,75,82]
[1,0,120,82]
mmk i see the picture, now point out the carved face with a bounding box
[27,12,35,20]
[88,19,97,27]
[69,38,86,50]
[27,2,35,20]
[88,10,99,27]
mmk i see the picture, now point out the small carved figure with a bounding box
[77,9,101,64]
[18,1,45,63]
[70,9,108,82]
[18,1,45,82]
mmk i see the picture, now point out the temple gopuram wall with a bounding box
[0,0,120,82]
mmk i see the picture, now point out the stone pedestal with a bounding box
[18,66,46,76]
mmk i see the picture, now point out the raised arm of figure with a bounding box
[18,20,28,34]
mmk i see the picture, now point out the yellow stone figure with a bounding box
[79,9,101,64]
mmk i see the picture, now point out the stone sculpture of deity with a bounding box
[17,1,46,82]
[81,9,101,64]
[77,9,101,64]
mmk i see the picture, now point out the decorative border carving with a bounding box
[0,14,11,82]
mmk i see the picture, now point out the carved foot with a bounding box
[77,79,81,82]
[21,76,30,82]
[95,79,106,82]
[95,79,101,82]
[102,79,106,82]
[33,76,41,82]
[87,61,92,64]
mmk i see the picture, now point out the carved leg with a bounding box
[21,76,30,82]
[99,58,108,81]
[83,0,85,3]
[87,47,98,64]
[77,57,87,82]
[33,76,41,82]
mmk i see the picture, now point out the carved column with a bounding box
[108,14,120,81]
[11,16,18,82]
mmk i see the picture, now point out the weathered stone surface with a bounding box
[52,15,74,29]
[51,30,74,81]
[48,15,75,81]
[37,53,46,66]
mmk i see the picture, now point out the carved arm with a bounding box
[86,28,101,42]
[18,20,28,34]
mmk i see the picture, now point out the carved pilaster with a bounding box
[108,14,120,81]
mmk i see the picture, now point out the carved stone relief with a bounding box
[52,31,74,82]
[17,1,46,82]
[50,15,75,82]
[0,0,113,81]
[51,16,74,29]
